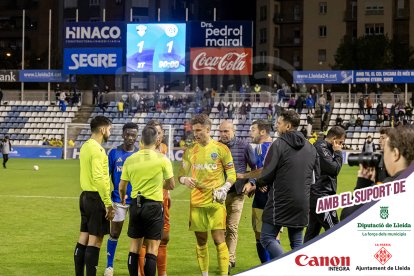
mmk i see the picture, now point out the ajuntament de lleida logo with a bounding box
[380,206,389,219]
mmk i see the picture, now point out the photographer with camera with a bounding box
[341,125,414,220]
[304,126,345,243]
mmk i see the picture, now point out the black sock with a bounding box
[127,252,139,276]
[85,246,100,276]
[144,253,157,276]
[74,243,87,276]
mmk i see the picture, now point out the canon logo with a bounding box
[66,26,121,40]
[192,52,247,71]
[295,255,351,267]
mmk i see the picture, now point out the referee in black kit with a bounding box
[74,116,115,276]
[119,126,175,276]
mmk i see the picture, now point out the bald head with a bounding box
[219,120,235,143]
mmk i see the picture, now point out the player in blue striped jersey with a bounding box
[105,123,139,276]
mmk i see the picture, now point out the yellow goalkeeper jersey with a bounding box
[180,139,236,207]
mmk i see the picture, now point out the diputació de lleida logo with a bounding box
[380,206,389,220]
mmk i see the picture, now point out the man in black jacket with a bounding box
[304,126,345,243]
[218,120,256,270]
[257,110,320,259]
[341,125,414,220]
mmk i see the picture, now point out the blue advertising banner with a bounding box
[126,23,186,72]
[63,48,123,75]
[64,21,125,48]
[354,70,414,83]
[189,21,253,48]
[19,70,69,82]
[0,147,62,159]
[294,70,354,84]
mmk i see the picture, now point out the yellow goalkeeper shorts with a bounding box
[189,203,226,232]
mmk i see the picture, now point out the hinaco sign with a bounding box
[190,48,252,75]
[189,21,253,48]
[64,22,125,48]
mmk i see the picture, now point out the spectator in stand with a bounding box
[318,94,326,114]
[306,114,314,137]
[240,102,247,121]
[155,101,162,113]
[306,94,315,114]
[362,136,376,153]
[366,96,373,115]
[217,99,225,120]
[59,91,67,112]
[239,84,246,101]
[296,95,304,114]
[227,103,235,119]
[246,100,252,122]
[325,102,331,114]
[300,126,308,138]
[390,104,396,123]
[326,89,332,102]
[54,84,61,104]
[350,84,358,102]
[376,100,384,117]
[183,120,192,136]
[358,96,365,115]
[335,116,343,128]
[405,103,413,120]
[349,114,356,128]
[267,104,273,119]
[254,84,261,102]
[42,137,49,146]
[104,85,110,94]
[355,116,363,127]
[291,83,297,97]
[219,84,225,99]
[288,96,296,109]
[117,99,124,118]
[179,137,186,148]
[277,87,285,105]
[124,100,129,117]
[375,83,382,100]
[393,84,401,102]
[92,84,99,105]
[300,84,307,95]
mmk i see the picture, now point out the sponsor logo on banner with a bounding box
[374,247,392,265]
[19,70,69,83]
[380,206,389,219]
[295,254,351,271]
[189,21,253,47]
[0,70,19,82]
[190,48,252,75]
[64,22,124,47]
[63,48,123,75]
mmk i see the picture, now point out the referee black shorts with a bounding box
[79,191,110,237]
[128,197,164,240]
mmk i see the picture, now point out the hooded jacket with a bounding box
[310,139,343,199]
[257,131,320,227]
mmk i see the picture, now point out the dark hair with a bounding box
[191,114,211,127]
[252,119,271,134]
[387,125,414,165]
[146,119,162,128]
[122,122,138,132]
[280,110,300,129]
[379,127,390,135]
[90,116,112,133]
[326,126,346,139]
[141,126,158,146]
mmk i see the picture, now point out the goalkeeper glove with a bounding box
[212,182,232,204]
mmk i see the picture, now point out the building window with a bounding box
[259,28,267,44]
[318,49,326,62]
[319,26,327,37]
[260,6,267,21]
[64,0,77,8]
[319,2,327,14]
[293,5,301,20]
[89,0,100,6]
[397,0,405,9]
[365,2,384,15]
[259,51,267,64]
[294,29,301,44]
[365,23,384,35]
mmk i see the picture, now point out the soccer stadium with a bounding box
[1,1,414,276]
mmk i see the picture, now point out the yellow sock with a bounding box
[216,242,229,276]
[196,244,209,273]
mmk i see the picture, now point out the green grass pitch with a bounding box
[0,159,358,275]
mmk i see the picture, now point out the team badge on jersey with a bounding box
[211,152,218,160]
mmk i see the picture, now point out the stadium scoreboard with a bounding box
[126,23,186,73]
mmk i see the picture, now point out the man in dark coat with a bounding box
[304,126,345,243]
[257,110,320,259]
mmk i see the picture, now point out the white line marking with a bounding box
[0,194,190,201]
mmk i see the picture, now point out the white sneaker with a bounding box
[104,267,114,276]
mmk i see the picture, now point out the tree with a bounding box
[333,35,414,70]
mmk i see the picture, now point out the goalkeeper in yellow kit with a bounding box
[178,114,236,276]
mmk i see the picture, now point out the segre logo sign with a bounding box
[64,48,123,75]
[64,22,124,47]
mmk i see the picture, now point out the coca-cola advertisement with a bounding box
[190,48,252,75]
